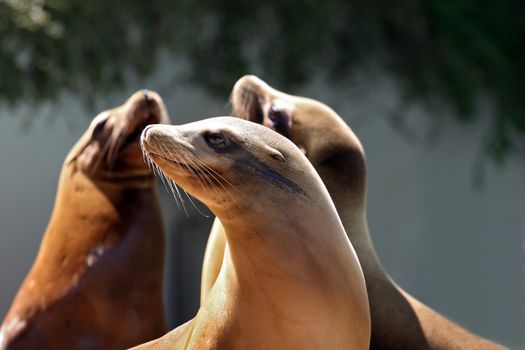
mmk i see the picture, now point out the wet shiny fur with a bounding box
[135,117,370,349]
[202,76,507,350]
[0,91,169,350]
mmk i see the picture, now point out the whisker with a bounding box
[178,151,217,196]
[159,143,189,216]
[161,138,218,198]
[142,146,154,173]
[145,137,249,214]
[155,162,182,209]
[183,189,209,218]
[185,154,231,197]
[188,155,242,199]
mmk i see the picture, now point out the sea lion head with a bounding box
[231,75,367,205]
[141,117,317,214]
[66,90,170,183]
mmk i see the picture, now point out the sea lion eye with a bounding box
[204,132,227,148]
[267,105,292,139]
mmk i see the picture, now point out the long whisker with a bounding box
[154,160,183,209]
[187,153,242,199]
[141,141,154,173]
[182,189,209,218]
[173,150,219,219]
[161,137,221,200]
[159,143,188,216]
[179,151,220,196]
[175,148,214,194]
[185,154,237,199]
[145,144,184,210]
[145,137,249,215]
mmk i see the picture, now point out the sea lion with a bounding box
[200,218,226,305]
[0,91,170,350]
[200,75,507,350]
[134,117,371,349]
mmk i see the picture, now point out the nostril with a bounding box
[141,89,151,102]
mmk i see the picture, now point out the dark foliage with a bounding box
[1,0,523,160]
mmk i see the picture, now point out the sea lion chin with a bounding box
[0,90,169,350]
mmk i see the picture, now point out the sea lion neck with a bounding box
[52,166,158,251]
[306,134,368,232]
[195,207,370,349]
[66,159,156,190]
[306,131,387,278]
[217,200,363,306]
[88,171,155,189]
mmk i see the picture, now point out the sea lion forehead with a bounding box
[178,117,297,151]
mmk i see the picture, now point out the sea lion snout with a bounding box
[126,90,169,127]
[141,124,161,151]
[231,75,269,124]
[141,124,155,142]
[141,124,181,158]
[67,91,171,176]
[233,75,268,95]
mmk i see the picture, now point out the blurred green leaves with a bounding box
[0,0,523,161]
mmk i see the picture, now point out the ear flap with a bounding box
[269,148,286,163]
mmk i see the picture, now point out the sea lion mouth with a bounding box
[117,114,158,153]
[146,152,207,178]
[66,91,170,179]
[114,92,165,154]
[99,92,167,168]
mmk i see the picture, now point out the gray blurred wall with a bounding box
[0,61,523,348]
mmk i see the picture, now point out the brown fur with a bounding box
[219,75,508,350]
[134,117,371,349]
[0,91,169,350]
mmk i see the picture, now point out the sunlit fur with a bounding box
[223,75,507,350]
[67,91,170,184]
[141,118,315,215]
[141,130,238,215]
[137,117,371,350]
[0,91,169,350]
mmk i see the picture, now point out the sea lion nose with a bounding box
[128,90,159,122]
[142,124,155,141]
[127,90,169,125]
[141,89,151,101]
